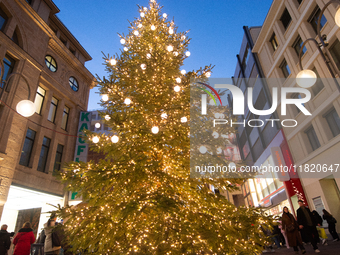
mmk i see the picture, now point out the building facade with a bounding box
[253,0,340,228]
[231,25,307,217]
[0,0,94,235]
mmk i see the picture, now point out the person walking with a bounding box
[322,209,340,241]
[296,200,320,253]
[312,210,328,245]
[0,224,11,255]
[12,222,35,255]
[44,216,61,255]
[281,206,306,254]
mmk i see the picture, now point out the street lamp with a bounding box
[297,0,340,91]
[0,60,36,117]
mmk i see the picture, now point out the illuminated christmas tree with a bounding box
[58,1,273,254]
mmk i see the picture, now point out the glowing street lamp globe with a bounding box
[296,69,317,88]
[16,100,36,117]
[335,8,340,27]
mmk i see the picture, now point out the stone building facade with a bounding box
[253,0,340,230]
[0,0,94,234]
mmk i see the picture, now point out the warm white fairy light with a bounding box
[110,59,117,66]
[174,85,180,92]
[105,115,111,121]
[212,131,219,138]
[181,35,186,40]
[138,23,143,28]
[167,45,173,52]
[111,135,119,143]
[95,123,101,129]
[169,28,174,34]
[141,64,146,70]
[92,136,100,143]
[140,12,145,17]
[151,126,159,134]
[199,146,207,154]
[205,71,211,78]
[217,147,222,154]
[133,30,139,36]
[163,13,167,18]
[173,52,179,56]
[176,77,181,83]
[185,51,191,56]
[146,53,151,59]
[143,7,147,11]
[181,117,187,123]
[120,38,126,44]
[124,47,128,51]
[161,113,168,119]
[124,98,131,105]
[102,94,109,102]
[181,70,186,75]
[151,25,156,30]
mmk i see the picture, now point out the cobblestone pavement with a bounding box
[262,239,340,255]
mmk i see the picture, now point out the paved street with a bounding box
[263,240,340,255]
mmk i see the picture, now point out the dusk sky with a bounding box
[52,0,273,110]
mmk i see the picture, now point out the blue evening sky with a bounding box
[52,0,273,110]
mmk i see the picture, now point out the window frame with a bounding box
[61,105,70,130]
[280,8,292,31]
[308,6,327,34]
[45,55,58,72]
[270,33,279,52]
[293,35,306,57]
[324,108,340,138]
[37,136,51,173]
[279,59,291,79]
[0,8,8,32]
[305,125,321,151]
[19,128,36,167]
[54,144,64,172]
[47,96,59,123]
[310,67,324,96]
[1,55,16,89]
[34,86,46,115]
[69,76,79,92]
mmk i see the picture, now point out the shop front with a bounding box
[243,130,307,217]
[0,185,63,235]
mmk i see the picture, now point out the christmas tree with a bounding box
[58,1,273,254]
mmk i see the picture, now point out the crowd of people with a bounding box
[0,214,66,255]
[264,200,339,254]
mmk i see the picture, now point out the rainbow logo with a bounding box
[196,82,222,106]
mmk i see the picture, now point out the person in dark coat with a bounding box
[322,209,340,241]
[296,200,320,253]
[13,222,35,255]
[281,206,306,254]
[0,224,11,255]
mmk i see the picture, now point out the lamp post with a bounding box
[297,0,340,91]
[0,60,36,117]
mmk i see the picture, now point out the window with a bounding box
[280,8,292,30]
[280,59,291,78]
[61,106,70,130]
[305,126,321,151]
[324,108,340,137]
[242,44,250,70]
[19,129,36,166]
[54,144,64,172]
[45,55,57,72]
[311,67,324,96]
[12,29,20,45]
[37,137,51,172]
[47,97,58,123]
[291,93,303,115]
[329,39,340,71]
[270,33,279,51]
[309,7,327,34]
[0,8,8,31]
[293,36,306,57]
[69,76,79,92]
[1,55,15,88]
[34,86,46,115]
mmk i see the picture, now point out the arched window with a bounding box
[45,55,57,72]
[69,76,79,91]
